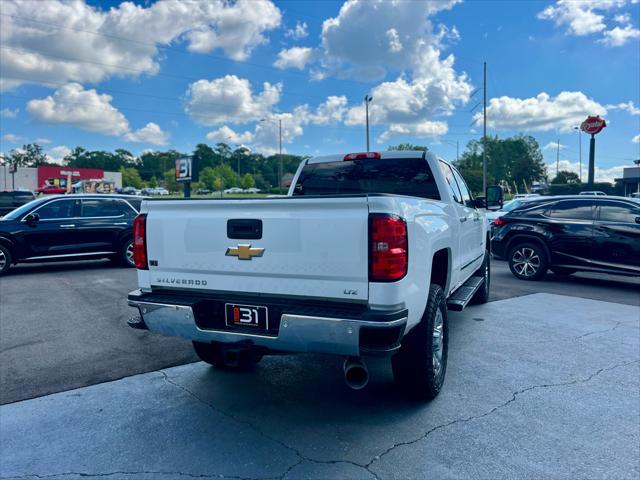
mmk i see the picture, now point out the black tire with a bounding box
[551,267,576,276]
[508,241,548,281]
[0,244,12,277]
[119,238,135,267]
[392,284,448,401]
[471,250,490,304]
[192,341,261,370]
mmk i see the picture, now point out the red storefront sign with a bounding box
[580,116,606,135]
[37,166,104,189]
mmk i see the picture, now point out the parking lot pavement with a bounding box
[1,293,638,480]
[1,259,639,405]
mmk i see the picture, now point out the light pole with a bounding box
[261,118,283,193]
[573,126,582,182]
[364,95,373,152]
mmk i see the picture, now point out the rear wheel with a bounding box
[0,244,12,277]
[471,250,490,304]
[192,341,262,370]
[392,284,448,401]
[508,242,548,281]
[120,239,135,267]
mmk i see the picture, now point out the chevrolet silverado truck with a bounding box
[127,151,503,400]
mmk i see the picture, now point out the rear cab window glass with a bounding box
[438,161,463,204]
[451,166,474,207]
[292,157,441,200]
[547,200,595,220]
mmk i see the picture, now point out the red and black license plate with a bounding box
[225,303,269,330]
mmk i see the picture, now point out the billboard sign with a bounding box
[580,116,606,135]
[175,156,192,182]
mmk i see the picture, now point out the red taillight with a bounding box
[369,214,408,282]
[491,217,507,227]
[133,214,148,270]
[344,152,381,161]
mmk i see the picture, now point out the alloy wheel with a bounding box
[512,247,540,277]
[432,309,444,377]
[125,242,135,266]
[0,249,6,271]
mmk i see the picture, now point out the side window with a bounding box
[547,200,594,220]
[81,199,130,217]
[451,167,474,208]
[439,161,462,204]
[598,202,640,223]
[35,200,76,220]
[126,199,142,212]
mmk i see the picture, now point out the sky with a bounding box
[0,0,638,183]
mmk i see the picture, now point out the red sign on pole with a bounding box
[580,116,606,135]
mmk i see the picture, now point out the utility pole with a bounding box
[482,62,487,194]
[556,139,560,177]
[278,119,283,194]
[578,129,582,182]
[364,95,373,152]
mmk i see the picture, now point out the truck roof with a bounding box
[307,150,426,164]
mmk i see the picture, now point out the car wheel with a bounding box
[192,341,261,370]
[508,242,548,281]
[471,250,490,304]
[120,239,135,267]
[392,284,448,401]
[0,244,12,276]
[551,267,576,276]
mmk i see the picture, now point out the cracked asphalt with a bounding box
[1,292,639,480]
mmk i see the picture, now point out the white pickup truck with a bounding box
[128,151,502,400]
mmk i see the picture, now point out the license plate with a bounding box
[225,303,268,329]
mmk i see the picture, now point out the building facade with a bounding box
[1,165,122,192]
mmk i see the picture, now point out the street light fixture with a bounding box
[260,118,283,193]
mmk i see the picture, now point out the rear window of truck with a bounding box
[292,157,441,200]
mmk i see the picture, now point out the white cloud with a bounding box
[614,13,632,24]
[606,101,640,115]
[46,145,71,165]
[123,122,170,146]
[377,121,449,143]
[2,133,22,143]
[34,138,51,144]
[26,83,130,136]
[274,47,316,70]
[0,108,18,118]
[0,0,281,90]
[543,141,567,150]
[184,75,281,126]
[308,96,348,124]
[600,24,640,46]
[285,21,308,39]
[476,91,607,133]
[206,125,254,144]
[633,134,640,143]
[547,159,626,184]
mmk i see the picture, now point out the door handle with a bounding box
[60,224,75,228]
[113,222,128,226]
[459,217,467,223]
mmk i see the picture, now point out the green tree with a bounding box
[388,143,429,151]
[552,170,581,184]
[198,167,218,190]
[164,168,182,192]
[149,176,158,188]
[9,143,49,166]
[139,150,184,181]
[214,176,224,196]
[241,173,256,190]
[120,167,143,188]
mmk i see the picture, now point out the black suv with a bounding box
[491,196,640,280]
[0,190,36,217]
[0,194,143,276]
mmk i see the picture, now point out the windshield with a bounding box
[502,200,524,212]
[1,197,49,220]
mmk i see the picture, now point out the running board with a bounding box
[447,276,485,311]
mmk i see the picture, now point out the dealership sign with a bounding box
[580,116,606,135]
[175,156,192,182]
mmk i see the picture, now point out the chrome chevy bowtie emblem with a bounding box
[225,244,265,260]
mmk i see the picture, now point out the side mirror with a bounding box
[24,212,40,224]
[474,196,487,209]
[485,186,503,211]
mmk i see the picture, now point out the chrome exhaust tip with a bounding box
[343,356,369,390]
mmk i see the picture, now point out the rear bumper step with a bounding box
[127,289,407,357]
[447,275,485,311]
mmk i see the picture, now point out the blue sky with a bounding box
[0,0,638,182]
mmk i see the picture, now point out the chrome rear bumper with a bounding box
[128,293,407,357]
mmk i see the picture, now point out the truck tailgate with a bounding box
[144,197,370,301]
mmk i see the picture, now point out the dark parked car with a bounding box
[0,194,143,276]
[0,190,36,217]
[492,196,640,280]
